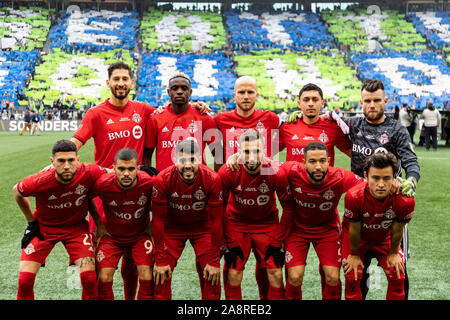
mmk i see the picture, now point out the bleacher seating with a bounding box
[407,11,450,50]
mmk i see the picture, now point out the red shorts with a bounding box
[95,234,154,269]
[226,228,279,270]
[341,227,404,278]
[164,230,219,269]
[21,222,94,265]
[285,225,342,268]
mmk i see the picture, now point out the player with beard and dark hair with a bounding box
[328,79,419,300]
[273,142,364,300]
[218,129,294,300]
[342,152,415,300]
[12,140,107,300]
[151,138,223,300]
[89,148,155,300]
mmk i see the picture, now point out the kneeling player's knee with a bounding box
[325,273,340,286]
[267,268,283,286]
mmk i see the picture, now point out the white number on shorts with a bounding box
[144,240,153,254]
[83,233,92,246]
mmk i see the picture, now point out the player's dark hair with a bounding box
[298,83,323,99]
[175,138,200,157]
[108,62,133,79]
[361,79,384,93]
[168,72,191,86]
[363,152,399,177]
[52,140,77,156]
[114,147,139,164]
[304,141,328,158]
[239,129,265,146]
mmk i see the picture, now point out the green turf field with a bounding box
[0,130,449,300]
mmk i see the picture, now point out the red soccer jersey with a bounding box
[17,163,106,229]
[278,118,351,166]
[152,164,222,231]
[73,99,155,168]
[145,104,219,171]
[90,171,153,241]
[278,162,363,235]
[214,108,281,160]
[218,160,282,234]
[343,182,415,243]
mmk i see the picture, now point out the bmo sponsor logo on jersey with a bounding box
[291,148,305,156]
[169,202,192,211]
[162,140,180,148]
[352,144,373,156]
[234,195,270,206]
[113,207,146,220]
[107,125,143,141]
[48,202,73,209]
[363,220,393,230]
[294,199,333,211]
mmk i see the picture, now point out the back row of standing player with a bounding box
[14,62,419,300]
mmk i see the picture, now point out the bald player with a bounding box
[214,76,282,299]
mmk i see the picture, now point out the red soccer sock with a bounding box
[284,280,302,300]
[137,279,154,300]
[323,281,342,300]
[319,265,326,299]
[267,285,284,300]
[386,278,405,300]
[121,258,138,300]
[154,279,172,300]
[80,270,98,300]
[17,272,36,300]
[344,278,362,300]
[98,280,114,300]
[202,279,221,300]
[225,284,242,300]
[255,266,269,300]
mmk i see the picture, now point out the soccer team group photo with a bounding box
[1,0,449,302]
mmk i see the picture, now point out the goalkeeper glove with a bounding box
[287,111,302,123]
[264,245,285,268]
[21,220,44,249]
[224,246,244,269]
[399,177,417,198]
[139,165,160,177]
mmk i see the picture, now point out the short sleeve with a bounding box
[207,173,223,207]
[334,123,352,153]
[145,115,157,149]
[203,115,220,146]
[396,196,415,223]
[151,174,168,205]
[343,191,362,222]
[342,168,364,191]
[17,175,38,197]
[73,108,96,145]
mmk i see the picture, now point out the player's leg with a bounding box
[341,226,364,300]
[252,233,284,300]
[223,231,251,300]
[17,261,41,300]
[313,230,342,300]
[121,248,138,300]
[153,233,185,300]
[192,233,222,300]
[284,232,309,300]
[401,224,410,300]
[133,234,155,300]
[379,248,406,300]
[64,229,97,300]
[95,235,122,300]
[18,235,54,300]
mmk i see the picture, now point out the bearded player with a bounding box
[342,152,415,300]
[275,142,364,300]
[12,140,106,300]
[218,129,295,300]
[89,148,154,300]
[151,138,223,300]
[216,76,282,299]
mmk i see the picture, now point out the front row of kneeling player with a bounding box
[13,131,414,300]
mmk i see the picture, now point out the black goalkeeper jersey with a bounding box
[344,116,420,182]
